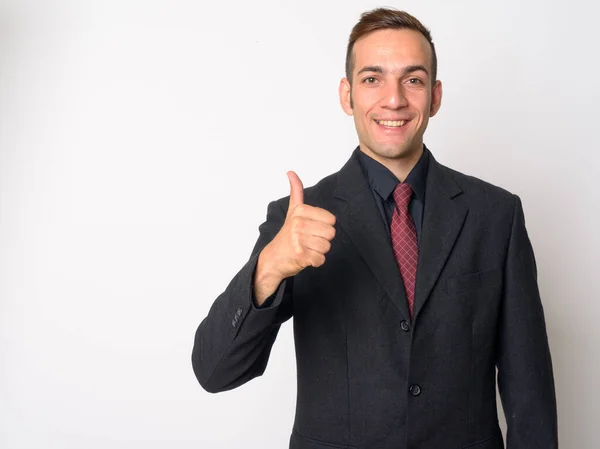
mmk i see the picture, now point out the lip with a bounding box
[374,118,412,122]
[373,118,412,132]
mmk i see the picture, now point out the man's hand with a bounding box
[253,171,337,305]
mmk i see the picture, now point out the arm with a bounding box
[497,195,558,448]
[192,199,293,393]
[192,171,336,393]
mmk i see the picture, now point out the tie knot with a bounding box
[393,183,413,209]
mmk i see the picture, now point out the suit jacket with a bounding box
[192,149,558,449]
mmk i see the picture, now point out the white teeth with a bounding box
[376,120,407,127]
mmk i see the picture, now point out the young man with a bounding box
[192,8,558,449]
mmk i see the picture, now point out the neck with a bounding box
[359,145,424,182]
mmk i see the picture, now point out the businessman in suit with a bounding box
[192,8,558,449]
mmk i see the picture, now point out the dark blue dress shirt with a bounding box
[355,145,430,244]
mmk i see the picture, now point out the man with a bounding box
[192,8,558,449]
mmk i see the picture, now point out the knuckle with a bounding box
[292,240,304,256]
[329,226,336,240]
[290,217,305,233]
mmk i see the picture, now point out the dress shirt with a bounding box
[355,145,429,244]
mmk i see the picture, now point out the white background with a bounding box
[1,0,599,448]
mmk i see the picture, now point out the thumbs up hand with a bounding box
[253,171,337,304]
[279,171,337,272]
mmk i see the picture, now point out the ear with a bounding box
[339,78,353,116]
[429,79,443,117]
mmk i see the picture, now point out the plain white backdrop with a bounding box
[1,0,599,448]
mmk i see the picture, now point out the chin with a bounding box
[374,145,416,160]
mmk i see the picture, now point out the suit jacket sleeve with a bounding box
[497,195,558,448]
[191,199,293,393]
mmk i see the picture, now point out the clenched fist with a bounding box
[253,171,337,305]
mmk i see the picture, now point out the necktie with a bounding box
[391,183,418,319]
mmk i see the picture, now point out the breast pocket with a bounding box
[447,267,503,295]
[290,429,357,449]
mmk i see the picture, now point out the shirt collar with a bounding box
[356,145,430,203]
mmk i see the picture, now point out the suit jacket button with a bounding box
[231,319,237,328]
[400,320,410,332]
[236,308,243,317]
[409,385,421,396]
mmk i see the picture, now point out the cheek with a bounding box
[407,89,430,105]
[354,89,379,112]
[419,91,433,111]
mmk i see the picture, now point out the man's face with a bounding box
[339,29,442,163]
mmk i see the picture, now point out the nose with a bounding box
[380,80,408,109]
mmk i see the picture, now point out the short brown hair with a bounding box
[345,8,437,85]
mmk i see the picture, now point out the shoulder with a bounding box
[441,162,517,207]
[430,157,525,229]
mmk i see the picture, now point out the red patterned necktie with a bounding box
[391,183,418,319]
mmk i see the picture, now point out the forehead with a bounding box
[352,28,432,74]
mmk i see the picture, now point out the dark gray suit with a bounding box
[192,149,558,449]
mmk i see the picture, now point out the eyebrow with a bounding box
[356,64,430,77]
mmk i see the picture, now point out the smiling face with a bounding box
[340,28,442,165]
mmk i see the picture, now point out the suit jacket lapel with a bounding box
[333,150,411,322]
[414,153,468,319]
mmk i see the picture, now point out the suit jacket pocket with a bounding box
[290,429,357,449]
[447,267,502,295]
[462,431,504,448]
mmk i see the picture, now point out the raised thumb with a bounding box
[287,170,304,210]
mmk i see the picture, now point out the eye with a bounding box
[407,78,423,85]
[363,76,378,84]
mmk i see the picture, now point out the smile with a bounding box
[374,119,409,128]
